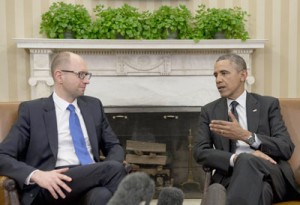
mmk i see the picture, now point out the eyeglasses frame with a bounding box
[60,70,92,80]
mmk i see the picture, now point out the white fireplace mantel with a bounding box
[16,38,265,106]
[16,38,265,49]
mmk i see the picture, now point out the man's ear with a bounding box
[240,69,248,82]
[54,70,63,84]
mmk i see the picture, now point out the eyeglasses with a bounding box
[60,70,92,80]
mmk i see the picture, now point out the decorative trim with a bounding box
[16,38,266,50]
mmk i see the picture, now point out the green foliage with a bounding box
[39,2,92,39]
[193,4,250,40]
[139,10,160,39]
[40,2,250,40]
[142,5,193,39]
[92,4,143,39]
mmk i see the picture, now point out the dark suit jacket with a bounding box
[193,92,297,190]
[0,95,124,204]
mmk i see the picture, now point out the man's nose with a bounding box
[83,78,90,84]
[215,75,222,83]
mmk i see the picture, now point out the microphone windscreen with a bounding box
[201,183,226,205]
[107,172,155,205]
[157,186,184,205]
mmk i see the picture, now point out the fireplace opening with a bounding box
[105,106,205,198]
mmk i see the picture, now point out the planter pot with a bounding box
[167,29,178,39]
[214,32,226,39]
[63,31,74,39]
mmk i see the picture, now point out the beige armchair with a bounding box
[0,102,20,205]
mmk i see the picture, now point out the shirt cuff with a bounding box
[251,133,261,149]
[230,154,238,167]
[25,170,39,185]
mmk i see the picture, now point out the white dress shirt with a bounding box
[53,92,94,167]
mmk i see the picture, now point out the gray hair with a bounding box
[215,53,247,71]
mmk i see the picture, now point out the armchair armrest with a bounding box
[0,176,20,205]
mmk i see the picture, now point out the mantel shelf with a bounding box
[15,38,266,50]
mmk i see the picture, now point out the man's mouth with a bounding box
[217,86,226,92]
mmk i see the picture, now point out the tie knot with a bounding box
[67,104,75,112]
[231,101,239,108]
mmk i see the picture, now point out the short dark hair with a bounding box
[215,53,247,71]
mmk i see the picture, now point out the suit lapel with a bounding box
[246,93,260,133]
[77,98,99,160]
[43,96,59,159]
[215,98,231,150]
[215,98,229,121]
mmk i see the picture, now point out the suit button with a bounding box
[30,193,34,197]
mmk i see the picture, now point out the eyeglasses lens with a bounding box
[78,72,91,80]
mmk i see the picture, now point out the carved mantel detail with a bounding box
[16,39,265,106]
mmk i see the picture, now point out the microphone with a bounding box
[201,183,226,205]
[157,186,184,205]
[107,172,155,205]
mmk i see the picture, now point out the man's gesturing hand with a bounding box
[210,112,251,141]
[31,168,72,199]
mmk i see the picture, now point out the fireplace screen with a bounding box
[105,107,204,198]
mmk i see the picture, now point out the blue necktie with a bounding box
[67,104,93,165]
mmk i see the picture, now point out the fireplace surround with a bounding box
[104,106,203,198]
[16,38,265,197]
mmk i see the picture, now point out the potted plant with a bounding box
[193,4,250,40]
[142,5,193,39]
[40,2,92,39]
[92,4,143,39]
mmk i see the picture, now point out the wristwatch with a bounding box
[247,133,256,145]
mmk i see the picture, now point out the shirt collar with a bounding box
[53,92,78,111]
[227,90,247,109]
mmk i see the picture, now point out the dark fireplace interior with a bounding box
[105,106,205,198]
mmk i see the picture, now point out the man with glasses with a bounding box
[0,51,127,205]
